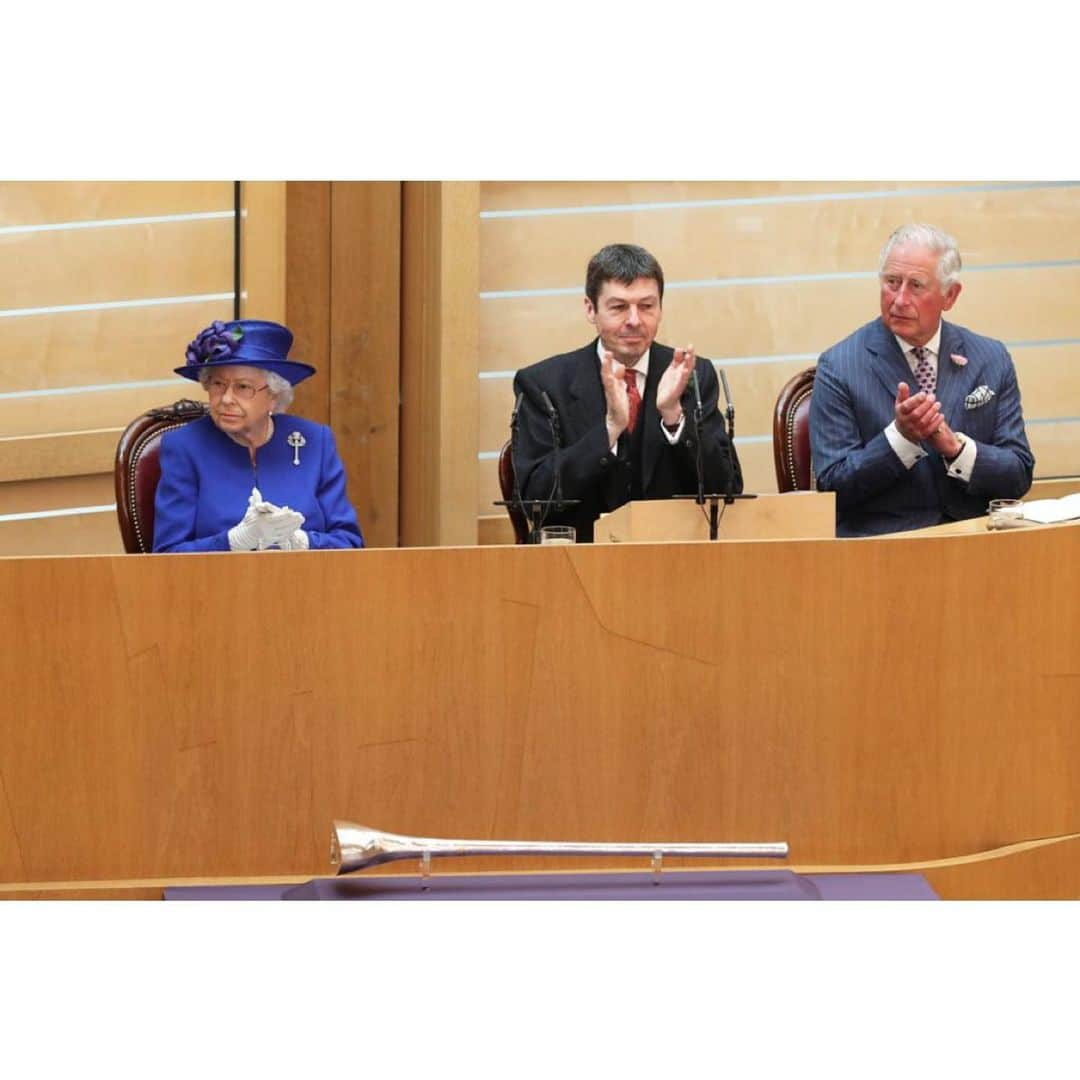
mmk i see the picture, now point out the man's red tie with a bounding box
[624,369,642,434]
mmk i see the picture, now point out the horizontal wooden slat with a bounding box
[0,301,234,392]
[0,429,121,483]
[0,472,113,515]
[0,508,122,556]
[480,267,1080,374]
[1012,345,1080,421]
[0,181,232,228]
[0,218,233,311]
[1027,423,1080,478]
[480,185,1080,293]
[478,180,996,214]
[0,380,197,438]
[478,514,515,546]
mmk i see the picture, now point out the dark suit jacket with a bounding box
[511,340,742,541]
[810,317,1035,536]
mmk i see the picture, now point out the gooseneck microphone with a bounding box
[690,368,705,507]
[540,390,564,508]
[509,391,525,517]
[716,368,738,505]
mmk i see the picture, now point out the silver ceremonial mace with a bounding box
[331,820,788,875]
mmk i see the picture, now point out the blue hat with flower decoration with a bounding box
[176,319,316,385]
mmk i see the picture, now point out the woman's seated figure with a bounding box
[153,319,364,552]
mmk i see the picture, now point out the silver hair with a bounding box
[879,224,962,292]
[197,367,294,412]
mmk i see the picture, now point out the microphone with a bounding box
[690,368,705,506]
[540,391,564,509]
[691,367,704,418]
[718,367,734,422]
[508,391,526,526]
[715,368,738,505]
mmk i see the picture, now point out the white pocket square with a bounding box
[964,385,995,410]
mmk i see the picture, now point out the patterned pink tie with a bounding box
[912,346,936,394]
[624,369,642,434]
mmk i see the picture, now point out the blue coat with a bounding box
[809,318,1035,536]
[153,414,364,552]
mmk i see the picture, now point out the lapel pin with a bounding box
[287,431,306,465]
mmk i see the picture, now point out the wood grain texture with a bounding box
[327,182,402,549]
[285,182,332,428]
[0,428,121,483]
[400,182,480,546]
[0,218,234,311]
[0,181,232,228]
[5,834,1080,900]
[479,184,1080,293]
[0,303,234,393]
[1,523,1078,891]
[241,181,286,325]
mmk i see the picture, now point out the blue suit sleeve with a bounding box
[810,351,910,511]
[965,351,1035,499]
[306,427,364,549]
[153,434,231,553]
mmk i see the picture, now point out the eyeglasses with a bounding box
[207,376,269,401]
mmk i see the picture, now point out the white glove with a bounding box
[227,488,266,551]
[284,529,310,551]
[254,505,305,549]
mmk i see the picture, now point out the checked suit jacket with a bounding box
[809,317,1035,537]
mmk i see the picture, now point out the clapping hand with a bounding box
[599,349,630,442]
[895,382,946,444]
[228,487,305,551]
[656,345,695,425]
[251,495,305,550]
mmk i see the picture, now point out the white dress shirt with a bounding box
[597,340,685,450]
[884,324,977,481]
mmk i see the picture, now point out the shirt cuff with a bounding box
[885,421,928,469]
[943,431,977,482]
[660,414,685,444]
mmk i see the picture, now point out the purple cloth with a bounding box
[164,869,938,901]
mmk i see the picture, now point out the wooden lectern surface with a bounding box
[1,520,1079,895]
[596,492,836,542]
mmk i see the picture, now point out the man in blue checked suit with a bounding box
[810,224,1034,537]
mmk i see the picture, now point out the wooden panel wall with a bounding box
[0,181,286,555]
[1,524,1078,892]
[285,182,402,548]
[477,181,1080,534]
[400,182,479,547]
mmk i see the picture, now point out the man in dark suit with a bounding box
[511,243,742,542]
[810,224,1034,537]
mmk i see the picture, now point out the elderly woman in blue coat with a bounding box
[153,319,364,552]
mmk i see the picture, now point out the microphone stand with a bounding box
[495,391,580,543]
[544,391,565,512]
[691,368,706,510]
[718,367,739,507]
[674,366,753,540]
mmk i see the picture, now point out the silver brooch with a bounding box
[287,431,307,465]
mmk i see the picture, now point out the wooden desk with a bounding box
[2,523,1079,898]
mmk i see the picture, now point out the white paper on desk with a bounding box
[1022,491,1080,524]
